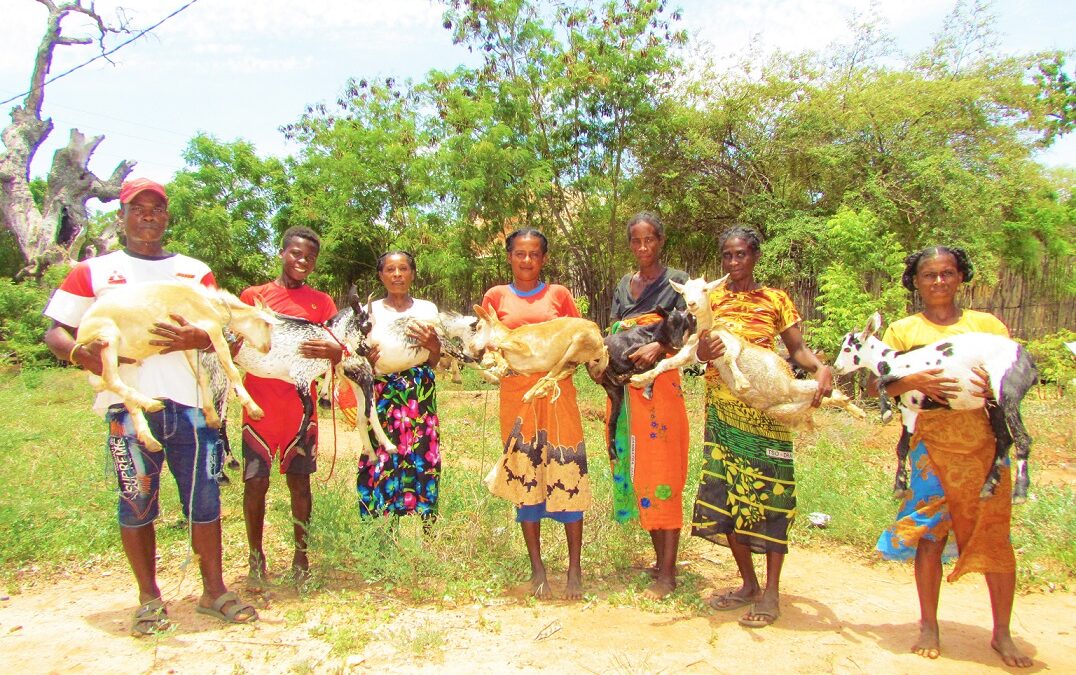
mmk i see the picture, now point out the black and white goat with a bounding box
[600,307,696,459]
[832,313,1037,503]
[235,293,395,460]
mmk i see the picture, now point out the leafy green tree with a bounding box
[165,134,286,292]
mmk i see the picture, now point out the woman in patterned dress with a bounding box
[869,247,1031,667]
[482,228,591,600]
[607,212,689,599]
[692,226,832,628]
[355,251,443,521]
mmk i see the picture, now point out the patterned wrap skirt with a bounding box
[353,366,441,517]
[877,407,1015,581]
[486,372,591,515]
[691,379,796,554]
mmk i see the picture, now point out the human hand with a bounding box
[812,365,834,407]
[150,314,211,353]
[906,368,961,404]
[70,338,135,376]
[299,338,343,364]
[627,341,664,369]
[406,321,441,355]
[366,342,381,365]
[970,366,994,400]
[696,330,726,362]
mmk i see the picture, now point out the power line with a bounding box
[0,0,201,107]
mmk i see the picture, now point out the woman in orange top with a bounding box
[482,228,590,601]
[870,246,1031,668]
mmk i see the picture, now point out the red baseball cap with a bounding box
[119,178,168,204]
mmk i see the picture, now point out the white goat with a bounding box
[370,312,480,376]
[631,274,864,428]
[832,313,1037,503]
[467,305,608,402]
[74,281,278,452]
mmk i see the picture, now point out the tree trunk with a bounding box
[0,1,133,279]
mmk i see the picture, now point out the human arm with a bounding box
[44,321,135,376]
[779,323,833,407]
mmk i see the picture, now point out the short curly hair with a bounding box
[901,246,974,292]
[718,226,762,253]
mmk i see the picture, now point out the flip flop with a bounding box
[708,591,757,611]
[196,591,258,624]
[739,607,779,628]
[131,597,169,637]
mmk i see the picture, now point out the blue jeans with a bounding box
[106,401,222,527]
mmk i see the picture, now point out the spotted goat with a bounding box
[832,312,1038,503]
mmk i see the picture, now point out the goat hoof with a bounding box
[384,445,398,454]
[892,488,911,501]
[141,436,163,453]
[245,404,265,420]
[144,400,165,413]
[979,485,999,500]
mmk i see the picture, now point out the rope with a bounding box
[322,325,351,357]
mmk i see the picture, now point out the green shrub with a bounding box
[0,277,56,367]
[1023,329,1076,394]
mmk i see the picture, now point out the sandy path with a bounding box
[2,547,1072,674]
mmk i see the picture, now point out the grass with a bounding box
[0,365,1073,603]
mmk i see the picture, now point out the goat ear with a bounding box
[473,304,488,320]
[705,273,730,292]
[669,279,684,294]
[861,312,882,339]
[654,306,668,318]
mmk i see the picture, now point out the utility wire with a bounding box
[0,0,200,107]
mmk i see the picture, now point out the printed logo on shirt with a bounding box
[107,271,127,285]
[176,272,195,279]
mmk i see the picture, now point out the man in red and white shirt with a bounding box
[43,178,257,635]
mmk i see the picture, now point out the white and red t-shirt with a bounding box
[43,250,216,414]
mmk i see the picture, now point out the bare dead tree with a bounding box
[0,1,134,279]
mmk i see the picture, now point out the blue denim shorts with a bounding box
[515,503,583,524]
[106,401,223,528]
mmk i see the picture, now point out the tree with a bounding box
[166,134,286,292]
[0,1,134,279]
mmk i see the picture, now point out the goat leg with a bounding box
[201,324,264,420]
[603,380,623,462]
[630,337,698,392]
[184,351,221,428]
[979,403,1013,500]
[893,426,912,500]
[286,381,317,457]
[1004,404,1032,504]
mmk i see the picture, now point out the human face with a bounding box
[720,237,759,284]
[121,191,169,254]
[280,237,319,284]
[628,221,663,270]
[379,253,415,296]
[507,235,547,287]
[913,252,962,305]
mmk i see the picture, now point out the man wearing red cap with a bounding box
[43,178,258,635]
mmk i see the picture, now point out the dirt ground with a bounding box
[2,545,1073,674]
[4,393,1073,674]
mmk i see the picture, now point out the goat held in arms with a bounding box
[370,312,480,376]
[74,281,279,452]
[832,312,1037,503]
[468,305,608,402]
[631,274,864,429]
[600,307,696,459]
[236,292,394,460]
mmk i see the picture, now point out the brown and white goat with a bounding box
[631,274,864,428]
[467,305,608,402]
[75,281,278,452]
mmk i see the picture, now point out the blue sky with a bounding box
[1,0,1073,190]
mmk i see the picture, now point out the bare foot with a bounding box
[643,577,675,600]
[992,634,1032,668]
[564,569,583,601]
[912,622,941,659]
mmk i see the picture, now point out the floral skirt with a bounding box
[691,380,796,554]
[354,366,440,517]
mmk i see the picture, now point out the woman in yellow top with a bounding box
[693,226,832,628]
[870,246,1032,668]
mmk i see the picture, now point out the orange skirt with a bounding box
[487,372,591,513]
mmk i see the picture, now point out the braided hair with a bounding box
[377,250,417,273]
[901,246,974,292]
[505,228,549,254]
[718,226,762,253]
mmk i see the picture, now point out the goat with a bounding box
[74,281,278,452]
[370,312,480,376]
[199,350,240,483]
[832,312,1037,503]
[235,293,395,460]
[600,307,696,459]
[631,274,864,428]
[467,305,608,402]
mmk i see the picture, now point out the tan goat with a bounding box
[75,281,279,451]
[469,305,608,402]
[631,274,864,428]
